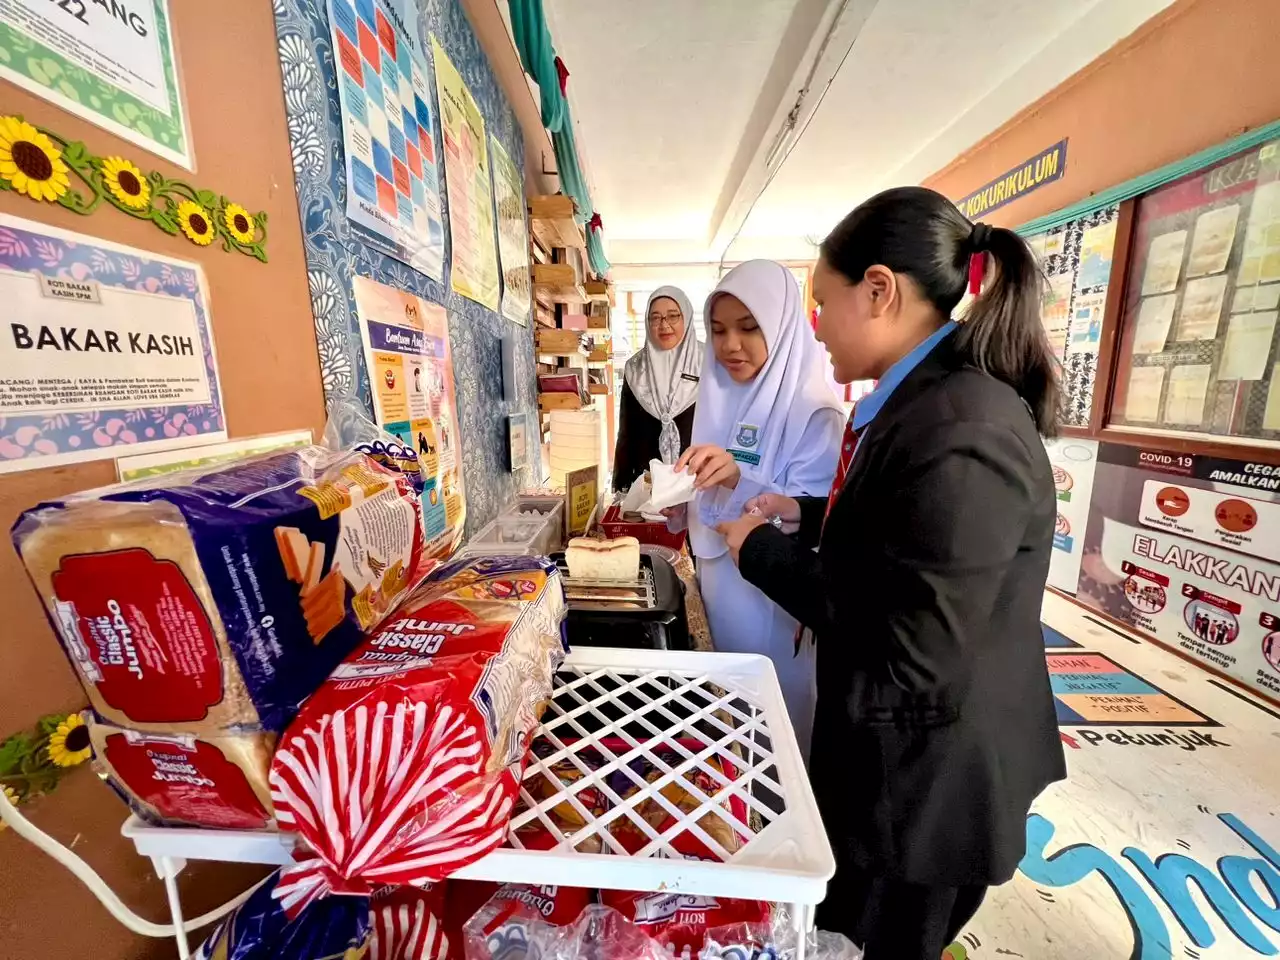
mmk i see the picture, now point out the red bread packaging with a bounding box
[269,557,567,914]
[88,717,274,829]
[369,884,453,960]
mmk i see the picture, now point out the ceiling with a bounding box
[541,0,1178,288]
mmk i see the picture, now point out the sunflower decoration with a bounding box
[176,198,215,246]
[0,785,18,831]
[223,202,256,245]
[101,155,150,210]
[47,713,91,768]
[0,115,70,203]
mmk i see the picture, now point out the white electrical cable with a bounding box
[0,787,265,939]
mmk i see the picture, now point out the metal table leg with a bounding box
[153,855,190,959]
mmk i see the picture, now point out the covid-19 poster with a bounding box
[1075,442,1280,702]
[1044,437,1099,594]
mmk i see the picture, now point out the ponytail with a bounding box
[820,186,1059,436]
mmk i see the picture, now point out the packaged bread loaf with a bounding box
[12,445,428,735]
[88,716,275,829]
[269,556,567,912]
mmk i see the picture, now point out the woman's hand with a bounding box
[743,493,801,535]
[714,513,768,565]
[675,444,741,490]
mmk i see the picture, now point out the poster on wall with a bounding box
[0,0,191,167]
[353,275,465,552]
[430,34,500,310]
[1044,437,1099,594]
[0,213,225,473]
[1076,441,1280,702]
[326,0,445,280]
[489,134,531,325]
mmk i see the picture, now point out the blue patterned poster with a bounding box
[0,214,225,473]
[326,0,445,280]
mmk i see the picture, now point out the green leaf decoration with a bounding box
[0,733,33,775]
[0,114,269,262]
[36,714,65,737]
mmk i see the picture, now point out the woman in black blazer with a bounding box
[716,187,1066,959]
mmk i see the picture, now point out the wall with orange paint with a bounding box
[0,1,320,956]
[924,0,1280,228]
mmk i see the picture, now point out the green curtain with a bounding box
[508,0,610,276]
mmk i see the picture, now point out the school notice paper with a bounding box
[1162,364,1211,425]
[490,134,532,325]
[327,0,445,279]
[1174,274,1227,341]
[431,34,500,310]
[1124,366,1165,423]
[0,213,225,473]
[1040,272,1073,358]
[1218,311,1278,381]
[0,0,190,166]
[1132,293,1177,354]
[353,275,465,550]
[1141,230,1187,296]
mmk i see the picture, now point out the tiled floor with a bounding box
[948,592,1280,959]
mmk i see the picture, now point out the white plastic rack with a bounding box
[120,647,835,958]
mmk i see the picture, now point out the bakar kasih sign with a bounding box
[954,140,1068,220]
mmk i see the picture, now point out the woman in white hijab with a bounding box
[676,261,843,754]
[613,286,702,490]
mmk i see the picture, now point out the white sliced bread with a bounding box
[566,536,640,582]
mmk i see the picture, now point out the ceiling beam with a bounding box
[704,0,878,262]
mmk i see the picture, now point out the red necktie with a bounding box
[823,404,861,526]
[797,404,860,654]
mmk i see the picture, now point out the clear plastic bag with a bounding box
[464,902,668,960]
[699,905,863,960]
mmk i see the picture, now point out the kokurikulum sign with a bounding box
[953,140,1068,219]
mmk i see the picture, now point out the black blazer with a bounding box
[612,380,695,490]
[740,335,1065,886]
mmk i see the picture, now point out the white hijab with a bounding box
[689,260,843,556]
[623,286,702,462]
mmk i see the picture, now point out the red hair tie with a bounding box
[967,251,986,295]
[554,56,570,96]
[588,212,602,233]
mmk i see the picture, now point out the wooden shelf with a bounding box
[587,346,610,363]
[588,383,610,395]
[584,278,614,304]
[529,195,584,251]
[532,263,586,304]
[538,392,583,412]
[536,328,585,355]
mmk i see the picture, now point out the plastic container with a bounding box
[504,496,567,547]
[461,513,560,558]
[600,503,686,551]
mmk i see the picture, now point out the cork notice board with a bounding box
[0,2,323,956]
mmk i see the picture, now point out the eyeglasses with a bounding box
[648,312,683,330]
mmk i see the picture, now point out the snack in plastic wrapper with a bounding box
[269,557,567,913]
[464,902,665,960]
[599,880,770,959]
[369,883,452,960]
[700,905,863,960]
[510,740,609,854]
[194,867,370,960]
[12,442,428,735]
[88,716,275,829]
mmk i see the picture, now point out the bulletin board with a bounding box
[273,0,542,534]
[0,2,326,956]
[1025,204,1120,427]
